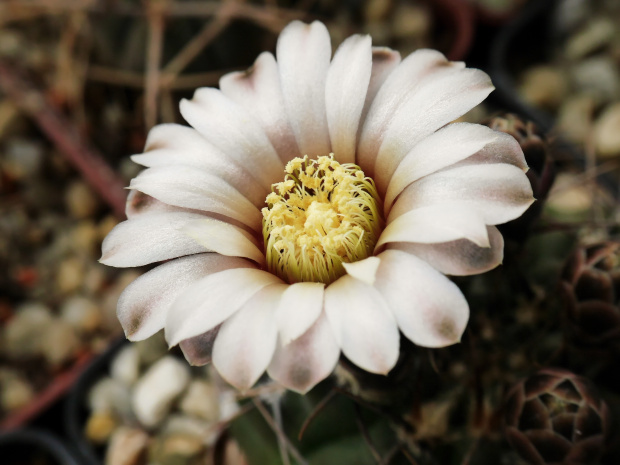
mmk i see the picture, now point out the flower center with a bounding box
[262,155,383,284]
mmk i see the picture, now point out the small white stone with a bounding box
[105,427,150,465]
[89,376,133,418]
[65,180,100,219]
[61,295,102,334]
[41,319,81,367]
[0,369,35,411]
[111,345,140,387]
[520,65,568,110]
[132,356,191,429]
[595,102,620,158]
[2,303,52,359]
[179,380,220,423]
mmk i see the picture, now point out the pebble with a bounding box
[570,56,620,104]
[149,433,205,465]
[111,345,140,387]
[89,377,133,419]
[557,95,595,145]
[161,415,212,439]
[71,220,100,257]
[56,256,85,294]
[105,427,150,465]
[594,103,620,158]
[363,0,391,21]
[86,411,119,444]
[134,332,169,367]
[545,173,593,220]
[1,303,52,359]
[391,3,430,40]
[519,65,568,110]
[179,380,220,423]
[41,319,81,367]
[0,369,35,411]
[3,139,44,180]
[61,296,102,334]
[65,180,100,219]
[564,17,616,60]
[132,356,191,429]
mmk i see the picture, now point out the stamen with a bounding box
[262,155,383,284]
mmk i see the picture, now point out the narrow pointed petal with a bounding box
[325,275,399,374]
[182,219,264,265]
[342,256,381,285]
[101,212,210,267]
[212,285,285,390]
[359,47,401,127]
[132,124,267,207]
[125,190,187,219]
[179,326,220,366]
[219,52,300,164]
[325,34,372,163]
[357,49,456,175]
[129,166,262,230]
[277,20,331,157]
[388,164,535,226]
[384,123,515,211]
[180,88,283,189]
[166,268,283,347]
[268,312,339,394]
[391,226,504,276]
[375,250,469,347]
[276,282,325,345]
[373,68,495,194]
[377,204,490,248]
[117,255,252,341]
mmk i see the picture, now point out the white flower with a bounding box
[101,21,534,393]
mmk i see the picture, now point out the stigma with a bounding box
[262,155,383,284]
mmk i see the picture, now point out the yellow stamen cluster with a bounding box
[262,155,383,284]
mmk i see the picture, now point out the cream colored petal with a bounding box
[179,326,220,366]
[180,88,283,189]
[268,312,340,394]
[212,285,285,390]
[388,164,535,226]
[117,254,252,341]
[325,34,372,164]
[384,123,505,211]
[165,268,283,347]
[132,124,267,207]
[129,166,262,231]
[359,47,401,129]
[182,219,264,265]
[357,49,456,175]
[276,282,325,345]
[375,250,469,347]
[277,20,331,157]
[324,275,399,374]
[390,226,504,276]
[342,256,381,285]
[373,68,495,194]
[125,190,188,219]
[377,204,490,249]
[100,212,210,267]
[219,52,301,164]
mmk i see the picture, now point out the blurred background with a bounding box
[1,0,620,464]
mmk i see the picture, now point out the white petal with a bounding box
[388,164,535,225]
[384,123,508,211]
[375,250,469,347]
[268,312,339,394]
[132,124,267,207]
[129,166,262,230]
[117,254,252,341]
[182,219,264,265]
[277,20,331,157]
[165,268,283,347]
[179,326,220,366]
[357,49,457,175]
[324,275,399,374]
[212,285,285,390]
[373,67,495,194]
[219,52,301,164]
[276,282,325,345]
[359,47,401,128]
[377,204,490,248]
[180,88,283,189]
[391,226,504,276]
[100,212,210,267]
[325,34,372,164]
[125,190,188,219]
[342,256,381,285]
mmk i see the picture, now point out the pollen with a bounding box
[262,154,383,284]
